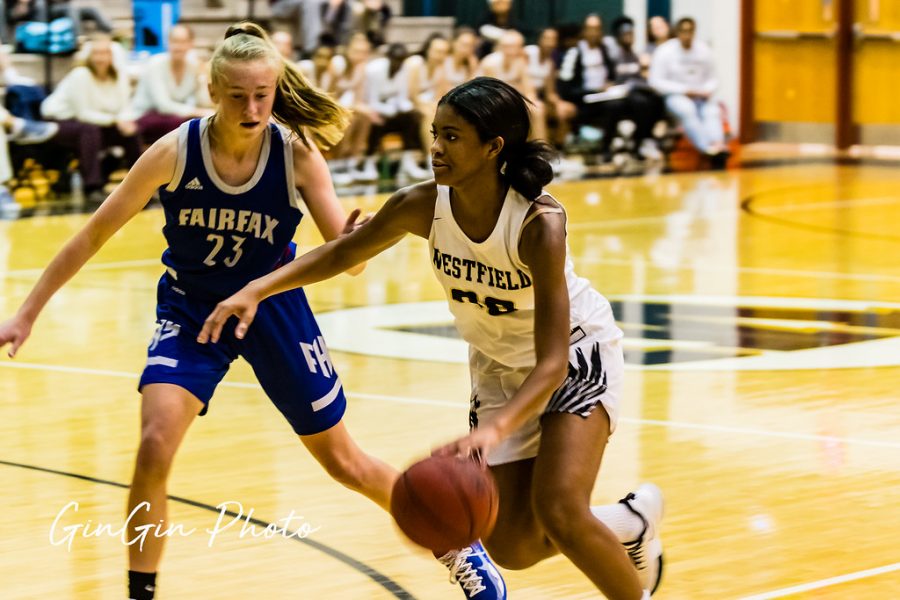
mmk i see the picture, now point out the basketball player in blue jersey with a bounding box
[0,24,507,600]
[200,77,667,599]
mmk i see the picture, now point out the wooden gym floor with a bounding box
[1,163,898,598]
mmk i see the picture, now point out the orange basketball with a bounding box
[390,455,499,555]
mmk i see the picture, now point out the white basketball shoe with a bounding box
[619,483,664,594]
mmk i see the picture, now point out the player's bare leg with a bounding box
[127,384,203,598]
[300,420,398,511]
[532,409,643,599]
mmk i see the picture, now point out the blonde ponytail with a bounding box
[211,22,350,148]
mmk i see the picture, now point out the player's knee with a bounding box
[133,426,177,482]
[484,515,548,569]
[484,538,541,570]
[532,491,585,549]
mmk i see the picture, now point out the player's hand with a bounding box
[340,208,373,237]
[433,425,503,467]
[197,286,262,344]
[0,314,33,358]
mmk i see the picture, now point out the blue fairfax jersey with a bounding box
[140,117,348,436]
[159,117,303,300]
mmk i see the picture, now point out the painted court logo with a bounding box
[314,296,900,371]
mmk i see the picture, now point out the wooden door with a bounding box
[853,0,900,144]
[752,0,838,143]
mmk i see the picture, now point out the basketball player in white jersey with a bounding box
[199,77,665,599]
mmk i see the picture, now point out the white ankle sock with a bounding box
[590,502,644,543]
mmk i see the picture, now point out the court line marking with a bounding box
[574,256,900,283]
[4,255,898,285]
[3,258,162,277]
[2,360,899,450]
[0,458,417,599]
[742,192,900,243]
[738,561,900,599]
[568,195,900,231]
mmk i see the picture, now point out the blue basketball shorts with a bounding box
[138,275,346,435]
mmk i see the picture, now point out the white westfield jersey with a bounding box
[428,184,621,368]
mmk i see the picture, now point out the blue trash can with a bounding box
[133,0,180,54]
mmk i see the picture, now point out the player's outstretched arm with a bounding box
[198,181,437,344]
[0,134,178,358]
[291,136,369,275]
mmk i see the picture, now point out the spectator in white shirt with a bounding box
[479,29,546,141]
[41,35,141,200]
[525,27,576,148]
[444,26,479,90]
[359,43,430,181]
[326,32,375,183]
[649,17,728,159]
[128,24,213,144]
[298,43,337,90]
[644,15,673,60]
[404,33,450,162]
[271,29,296,61]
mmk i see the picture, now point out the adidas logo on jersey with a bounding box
[185,177,204,190]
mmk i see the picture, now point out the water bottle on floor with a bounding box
[70,170,84,208]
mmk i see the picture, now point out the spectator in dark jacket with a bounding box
[605,16,664,159]
[557,13,628,158]
[322,0,391,48]
[476,0,522,58]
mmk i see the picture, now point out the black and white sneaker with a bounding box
[619,483,664,595]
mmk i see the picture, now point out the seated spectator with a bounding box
[606,16,664,160]
[299,42,337,90]
[356,0,392,48]
[649,17,728,163]
[192,47,215,111]
[0,105,59,216]
[1,40,48,121]
[0,114,16,215]
[326,32,375,183]
[443,26,478,91]
[557,13,629,160]
[323,0,391,48]
[270,0,328,54]
[476,0,521,58]
[360,43,430,181]
[7,0,113,38]
[645,15,673,59]
[40,35,141,201]
[271,30,296,61]
[1,106,56,144]
[525,26,577,148]
[479,29,546,141]
[127,24,213,145]
[404,33,449,163]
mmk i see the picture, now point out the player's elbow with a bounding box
[541,357,570,390]
[345,261,367,276]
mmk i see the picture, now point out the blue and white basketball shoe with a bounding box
[437,541,507,599]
